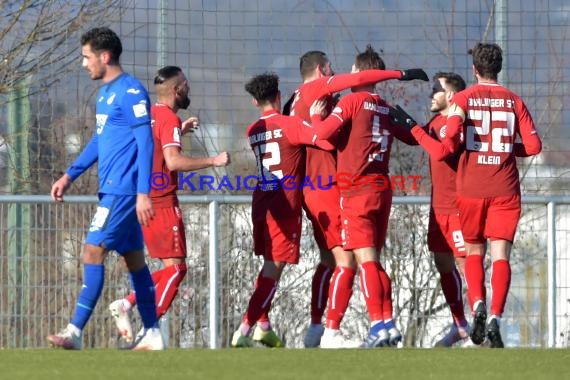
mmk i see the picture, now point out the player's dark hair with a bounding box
[354,44,385,70]
[155,66,182,85]
[80,27,122,64]
[245,72,279,105]
[433,72,467,93]
[469,42,502,80]
[299,51,329,79]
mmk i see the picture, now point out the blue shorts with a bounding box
[85,194,144,255]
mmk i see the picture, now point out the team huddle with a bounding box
[47,27,541,350]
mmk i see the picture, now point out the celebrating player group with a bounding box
[48,26,541,350]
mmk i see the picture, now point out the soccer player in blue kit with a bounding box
[47,27,163,350]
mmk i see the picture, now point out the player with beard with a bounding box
[308,46,420,348]
[109,66,230,345]
[284,50,428,347]
[48,27,161,350]
[390,72,471,347]
[390,43,542,348]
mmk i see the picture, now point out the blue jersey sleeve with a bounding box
[121,87,153,194]
[66,133,98,181]
[132,123,153,194]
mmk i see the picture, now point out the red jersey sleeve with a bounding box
[155,108,182,150]
[513,100,542,157]
[390,120,420,146]
[411,124,456,161]
[277,114,337,147]
[309,96,357,140]
[312,70,403,97]
[296,70,403,111]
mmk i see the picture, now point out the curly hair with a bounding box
[245,72,279,105]
[469,42,502,80]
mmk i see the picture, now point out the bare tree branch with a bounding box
[0,0,130,99]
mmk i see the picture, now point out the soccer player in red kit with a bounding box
[393,43,542,348]
[109,66,230,345]
[310,45,419,348]
[284,50,428,347]
[390,72,471,347]
[231,72,346,348]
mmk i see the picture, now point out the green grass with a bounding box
[1,348,569,380]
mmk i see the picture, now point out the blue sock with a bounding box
[71,263,105,329]
[384,319,395,330]
[130,266,158,329]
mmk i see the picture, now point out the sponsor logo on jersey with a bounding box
[439,125,447,138]
[133,102,148,118]
[127,88,141,94]
[96,114,108,134]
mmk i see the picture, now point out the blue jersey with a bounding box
[67,73,154,195]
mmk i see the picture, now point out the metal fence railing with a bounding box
[1,194,569,349]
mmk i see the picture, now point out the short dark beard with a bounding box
[176,94,190,109]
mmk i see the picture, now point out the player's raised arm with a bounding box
[313,68,429,99]
[389,104,456,160]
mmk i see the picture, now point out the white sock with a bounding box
[122,298,133,311]
[323,327,339,337]
[66,323,82,336]
[489,315,501,326]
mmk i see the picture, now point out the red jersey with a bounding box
[149,103,181,207]
[424,114,459,214]
[446,83,542,198]
[290,70,404,187]
[312,92,417,196]
[247,110,335,221]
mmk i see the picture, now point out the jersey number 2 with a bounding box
[466,110,515,153]
[253,142,283,180]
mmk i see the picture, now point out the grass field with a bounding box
[1,348,569,380]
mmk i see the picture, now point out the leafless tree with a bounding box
[0,0,129,99]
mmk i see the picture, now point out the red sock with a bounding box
[490,259,511,317]
[465,255,485,311]
[440,268,466,325]
[258,295,271,331]
[311,263,333,324]
[377,263,393,320]
[125,268,165,306]
[244,273,277,327]
[154,263,187,318]
[359,261,384,321]
[325,266,355,329]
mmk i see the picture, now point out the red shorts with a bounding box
[142,206,187,259]
[456,194,521,244]
[253,216,302,264]
[340,190,392,251]
[302,187,343,250]
[427,210,466,258]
